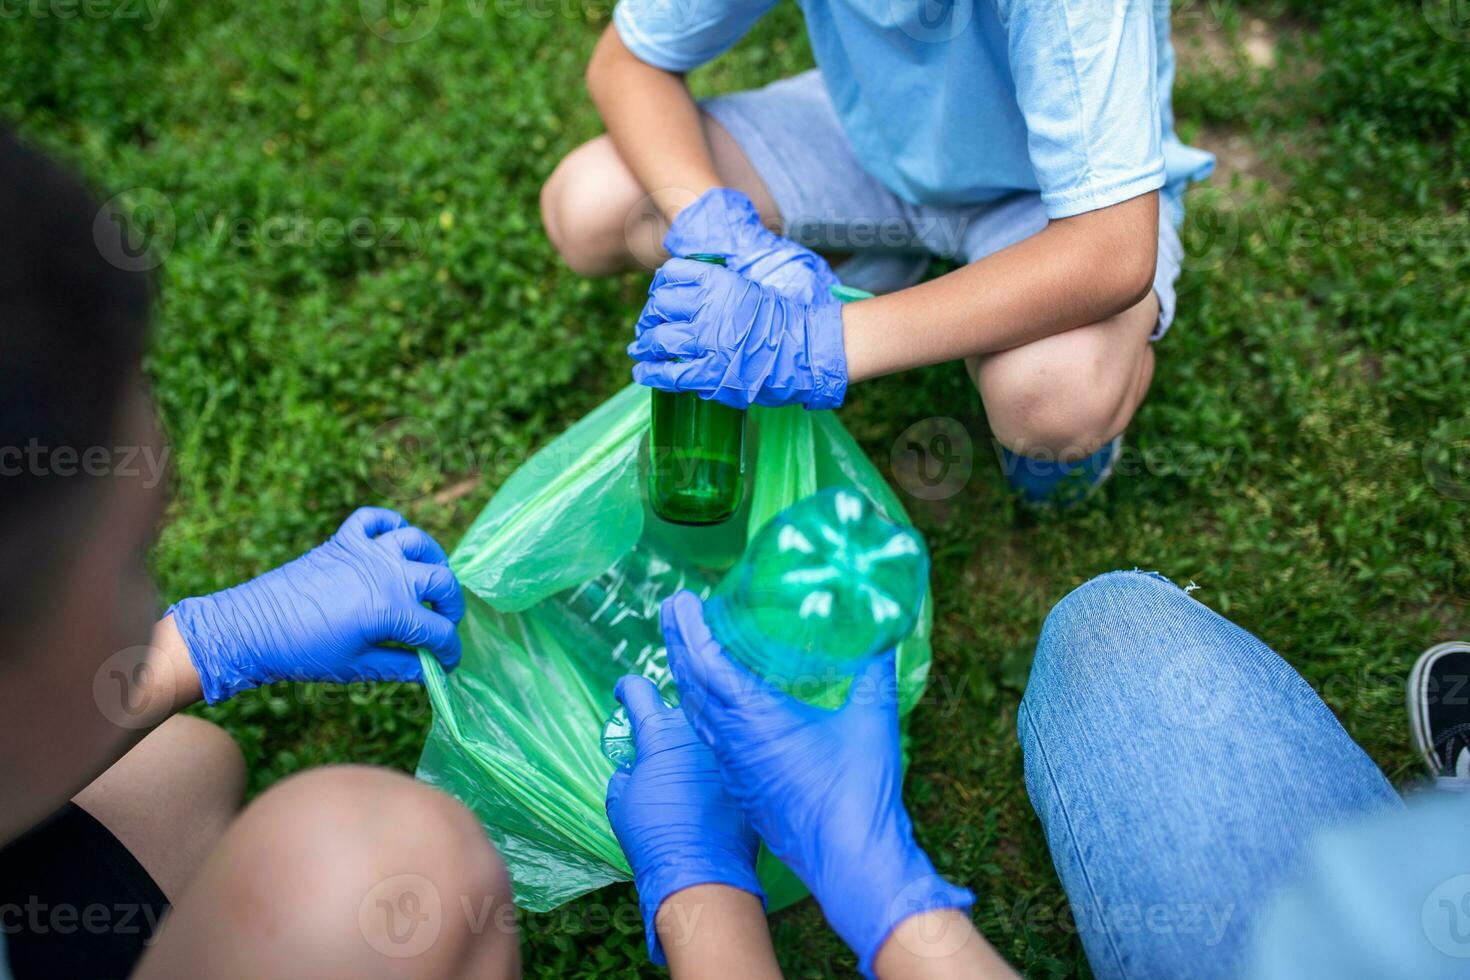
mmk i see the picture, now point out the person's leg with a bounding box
[540,71,925,283]
[969,293,1158,463]
[0,716,243,977]
[72,713,246,901]
[135,765,518,979]
[956,195,1182,469]
[1018,570,1402,980]
[540,113,780,275]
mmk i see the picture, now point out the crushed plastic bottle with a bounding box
[600,688,680,769]
[705,487,929,703]
[600,705,636,769]
[598,485,925,767]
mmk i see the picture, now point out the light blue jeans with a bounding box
[1019,570,1403,979]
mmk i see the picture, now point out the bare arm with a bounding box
[6,616,205,837]
[658,884,783,980]
[874,909,1018,980]
[843,191,1160,380]
[87,616,204,757]
[587,25,721,222]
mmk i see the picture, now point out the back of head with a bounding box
[0,128,153,644]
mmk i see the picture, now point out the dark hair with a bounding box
[0,130,154,652]
[0,128,152,525]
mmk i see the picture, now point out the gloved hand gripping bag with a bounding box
[416,383,934,912]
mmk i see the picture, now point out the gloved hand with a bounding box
[661,590,972,978]
[170,507,465,703]
[605,674,764,965]
[629,258,848,410]
[664,187,838,306]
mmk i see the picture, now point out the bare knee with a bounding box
[974,304,1156,461]
[143,766,516,979]
[541,135,659,275]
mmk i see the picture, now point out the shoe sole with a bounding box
[1406,640,1470,775]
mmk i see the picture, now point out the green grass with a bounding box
[4,0,1468,974]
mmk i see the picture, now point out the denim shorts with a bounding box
[703,70,1186,340]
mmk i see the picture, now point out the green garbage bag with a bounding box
[415,383,933,912]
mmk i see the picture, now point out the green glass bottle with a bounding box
[648,253,748,526]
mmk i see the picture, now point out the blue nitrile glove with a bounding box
[664,187,839,306]
[169,507,465,703]
[661,591,973,978]
[629,258,848,410]
[605,674,764,965]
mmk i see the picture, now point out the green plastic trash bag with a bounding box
[416,383,934,913]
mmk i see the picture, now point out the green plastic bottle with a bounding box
[648,253,747,526]
[600,487,926,766]
[704,487,929,703]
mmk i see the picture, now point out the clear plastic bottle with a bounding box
[702,487,929,702]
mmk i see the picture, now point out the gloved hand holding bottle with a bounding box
[169,506,465,703]
[661,590,984,978]
[604,675,774,972]
[664,187,839,306]
[629,257,849,410]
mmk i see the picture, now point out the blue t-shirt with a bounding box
[613,0,1214,219]
[1248,789,1470,979]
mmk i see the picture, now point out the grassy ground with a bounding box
[4,0,1468,974]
